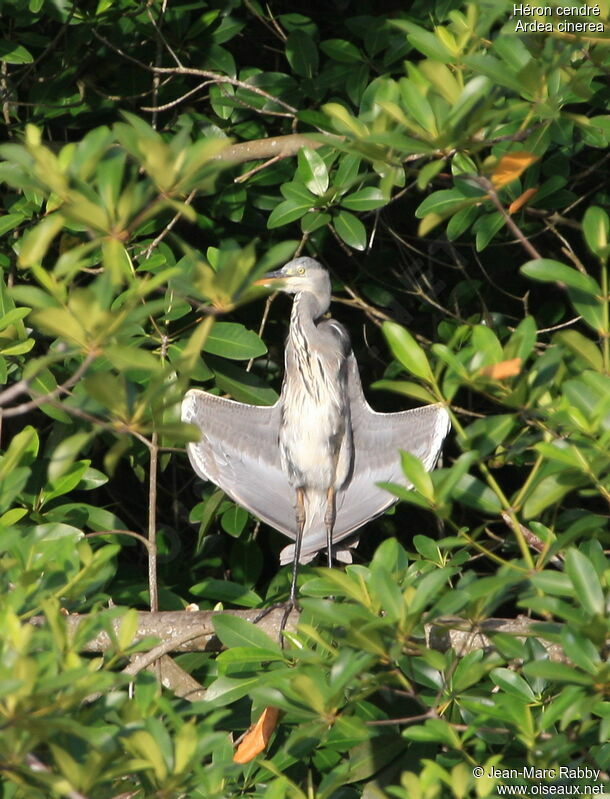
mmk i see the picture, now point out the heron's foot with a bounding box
[252,600,299,648]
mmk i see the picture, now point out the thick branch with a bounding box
[32,609,569,662]
[216,134,323,164]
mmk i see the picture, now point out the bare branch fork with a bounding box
[91,30,298,115]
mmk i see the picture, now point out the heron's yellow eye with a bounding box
[297,267,305,275]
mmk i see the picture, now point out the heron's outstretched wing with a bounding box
[280,353,451,564]
[336,353,450,529]
[182,389,298,539]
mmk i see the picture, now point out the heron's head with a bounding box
[255,257,331,307]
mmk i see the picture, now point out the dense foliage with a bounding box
[0,0,609,796]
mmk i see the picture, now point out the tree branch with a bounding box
[31,608,573,662]
[216,134,324,164]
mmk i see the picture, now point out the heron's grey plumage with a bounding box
[182,256,450,574]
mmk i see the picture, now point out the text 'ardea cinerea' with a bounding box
[182,257,450,600]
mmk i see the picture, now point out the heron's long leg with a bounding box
[324,486,336,568]
[289,487,306,603]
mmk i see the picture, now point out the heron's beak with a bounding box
[253,269,285,288]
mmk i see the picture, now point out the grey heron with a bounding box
[182,257,450,601]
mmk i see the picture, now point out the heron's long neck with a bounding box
[289,291,330,351]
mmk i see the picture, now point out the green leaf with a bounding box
[202,322,267,360]
[216,646,285,668]
[301,211,331,233]
[409,568,453,615]
[474,211,505,251]
[367,565,406,621]
[370,537,408,573]
[212,360,278,406]
[453,474,502,514]
[28,367,72,423]
[399,78,437,137]
[29,306,86,347]
[18,213,65,267]
[447,75,493,128]
[463,415,514,458]
[522,472,586,519]
[567,287,605,334]
[582,206,609,258]
[104,344,163,373]
[267,198,312,229]
[334,154,361,188]
[323,102,369,138]
[520,259,601,296]
[297,148,329,197]
[522,660,594,686]
[504,316,537,362]
[333,210,366,250]
[390,21,452,62]
[522,259,604,332]
[564,549,604,616]
[490,668,536,701]
[281,181,318,205]
[43,461,90,504]
[417,159,445,190]
[0,40,33,64]
[371,379,437,404]
[209,83,234,120]
[102,238,132,285]
[0,213,24,237]
[340,188,386,211]
[533,441,586,470]
[0,425,39,480]
[434,452,477,506]
[320,39,363,63]
[203,675,262,706]
[0,307,31,331]
[190,578,262,608]
[560,629,600,675]
[556,331,603,372]
[344,735,405,784]
[220,504,249,537]
[446,204,478,240]
[400,451,434,501]
[416,189,476,218]
[213,613,280,650]
[285,30,318,78]
[47,432,91,482]
[382,322,434,383]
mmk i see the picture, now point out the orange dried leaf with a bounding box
[491,152,538,189]
[481,358,522,380]
[508,187,538,215]
[233,706,280,764]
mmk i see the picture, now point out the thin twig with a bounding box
[537,316,581,334]
[140,189,196,259]
[91,29,298,114]
[147,4,182,69]
[0,351,97,417]
[225,88,295,119]
[148,432,159,613]
[86,529,154,553]
[234,154,281,183]
[122,628,205,677]
[247,294,275,372]
[140,80,213,112]
[476,177,542,260]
